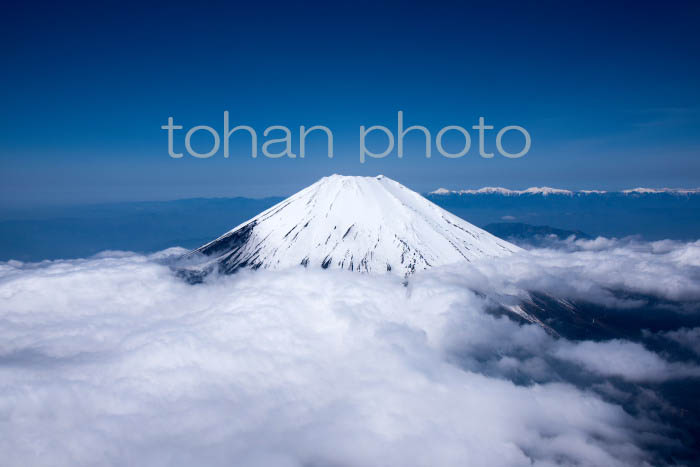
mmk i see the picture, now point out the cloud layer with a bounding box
[0,240,699,466]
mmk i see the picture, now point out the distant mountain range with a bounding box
[426,187,700,241]
[1,184,698,261]
[430,186,700,196]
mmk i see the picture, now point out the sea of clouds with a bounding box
[0,238,699,466]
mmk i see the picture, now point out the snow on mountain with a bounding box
[622,187,700,195]
[429,186,700,196]
[429,187,574,196]
[521,187,574,196]
[180,175,519,280]
[429,188,452,195]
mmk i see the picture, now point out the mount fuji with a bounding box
[178,175,519,281]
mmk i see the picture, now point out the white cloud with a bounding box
[449,237,700,308]
[0,240,698,466]
[553,339,700,382]
[662,327,700,356]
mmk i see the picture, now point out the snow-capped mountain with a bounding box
[430,187,576,196]
[180,175,519,280]
[621,187,700,195]
[429,186,700,196]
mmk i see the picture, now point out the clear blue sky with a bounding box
[1,0,699,206]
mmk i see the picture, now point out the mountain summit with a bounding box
[180,175,519,280]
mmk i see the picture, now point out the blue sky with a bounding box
[1,0,699,205]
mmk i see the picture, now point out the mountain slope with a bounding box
[179,175,519,280]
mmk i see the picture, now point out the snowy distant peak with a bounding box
[522,187,574,196]
[430,188,452,195]
[430,187,574,196]
[430,187,700,196]
[622,187,700,195]
[183,175,519,279]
